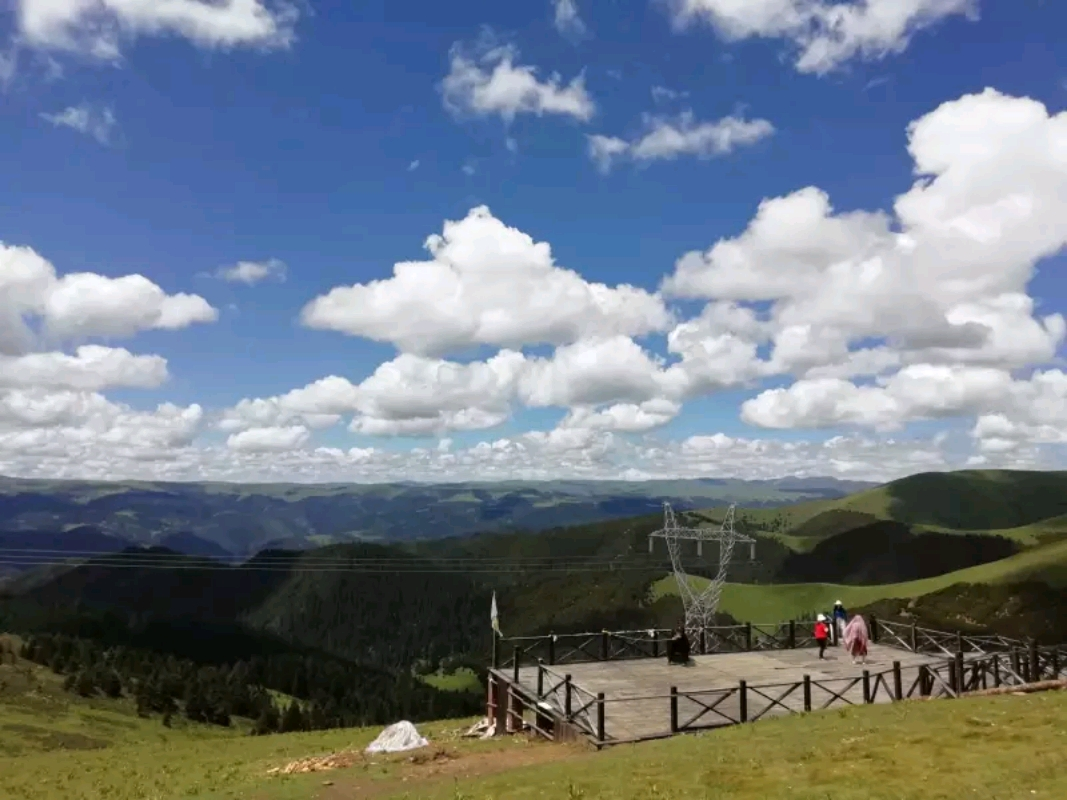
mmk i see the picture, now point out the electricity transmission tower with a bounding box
[648,503,756,633]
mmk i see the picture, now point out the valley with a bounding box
[5,468,1067,798]
[0,475,872,562]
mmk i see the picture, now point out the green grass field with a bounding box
[419,667,482,693]
[700,470,1067,550]
[415,691,1067,800]
[7,645,1067,800]
[0,649,508,800]
[653,536,1067,622]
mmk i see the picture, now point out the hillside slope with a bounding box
[706,470,1067,548]
[654,535,1067,623]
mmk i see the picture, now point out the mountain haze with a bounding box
[0,475,874,560]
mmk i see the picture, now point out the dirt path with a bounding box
[314,739,588,800]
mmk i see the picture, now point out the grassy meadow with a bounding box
[6,642,1067,800]
[652,536,1067,622]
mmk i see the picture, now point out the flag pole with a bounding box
[490,591,501,668]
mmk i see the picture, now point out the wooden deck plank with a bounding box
[514,643,943,741]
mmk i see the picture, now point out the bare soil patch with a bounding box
[302,737,587,800]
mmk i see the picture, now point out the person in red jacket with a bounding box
[814,614,830,659]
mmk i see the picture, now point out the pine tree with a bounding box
[74,670,96,697]
[253,703,279,735]
[279,700,305,733]
[101,670,123,699]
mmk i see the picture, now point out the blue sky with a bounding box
[0,0,1066,482]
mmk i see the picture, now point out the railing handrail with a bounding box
[496,645,1055,747]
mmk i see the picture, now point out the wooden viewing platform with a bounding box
[486,619,1065,747]
[512,643,938,742]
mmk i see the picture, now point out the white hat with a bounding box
[816,613,827,621]
[834,600,843,605]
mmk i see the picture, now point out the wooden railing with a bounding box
[495,622,814,669]
[876,620,1025,656]
[492,621,1067,747]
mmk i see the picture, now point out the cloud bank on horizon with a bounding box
[0,0,1064,484]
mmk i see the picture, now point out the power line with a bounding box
[0,548,756,574]
[0,558,709,574]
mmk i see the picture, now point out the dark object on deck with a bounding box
[667,627,691,664]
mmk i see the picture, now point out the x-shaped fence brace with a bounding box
[811,677,863,709]
[750,624,791,651]
[677,688,740,730]
[703,628,749,653]
[607,633,660,660]
[747,681,803,722]
[868,671,896,703]
[1031,647,1066,681]
[924,664,959,698]
[876,623,914,652]
[552,635,603,664]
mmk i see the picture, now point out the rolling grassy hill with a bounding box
[654,534,1067,622]
[644,470,1067,629]
[700,469,1067,547]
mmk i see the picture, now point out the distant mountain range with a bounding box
[0,475,876,563]
[5,469,1067,675]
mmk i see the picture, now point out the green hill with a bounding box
[654,535,1067,622]
[711,469,1067,545]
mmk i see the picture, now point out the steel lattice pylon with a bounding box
[649,503,756,633]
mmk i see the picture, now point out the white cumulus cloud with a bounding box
[4,87,1067,482]
[441,41,595,123]
[589,111,774,172]
[665,0,978,75]
[299,206,669,357]
[15,0,297,60]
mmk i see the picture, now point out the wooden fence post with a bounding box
[992,654,1001,688]
[803,674,811,712]
[600,631,608,661]
[512,646,521,683]
[548,633,556,666]
[910,623,918,653]
[1053,648,1060,680]
[954,652,965,693]
[956,630,964,654]
[738,680,748,722]
[892,661,903,701]
[1011,648,1022,681]
[670,686,679,732]
[596,693,606,743]
[870,615,879,644]
[652,633,660,659]
[536,659,544,697]
[862,670,871,704]
[700,627,707,655]
[789,620,796,649]
[564,675,572,718]
[745,623,753,651]
[920,665,931,697]
[947,658,958,694]
[1029,640,1040,682]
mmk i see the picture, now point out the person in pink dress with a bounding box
[843,614,870,665]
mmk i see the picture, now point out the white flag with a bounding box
[491,591,501,636]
